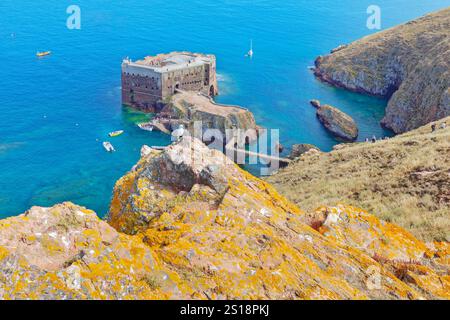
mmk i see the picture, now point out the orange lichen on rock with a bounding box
[105,138,444,299]
[1,138,448,299]
[0,203,181,299]
[305,204,449,299]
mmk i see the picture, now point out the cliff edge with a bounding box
[0,138,448,299]
[314,7,450,133]
[267,117,450,242]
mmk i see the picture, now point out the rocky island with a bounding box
[314,7,450,133]
[0,134,448,299]
[315,102,359,141]
[151,91,259,143]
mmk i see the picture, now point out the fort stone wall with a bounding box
[121,52,218,112]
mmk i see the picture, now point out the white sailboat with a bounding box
[246,40,253,58]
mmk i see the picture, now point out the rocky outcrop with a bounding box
[314,7,450,133]
[0,203,179,299]
[306,205,450,299]
[156,91,259,143]
[316,104,358,141]
[106,137,448,299]
[267,117,450,242]
[309,99,321,108]
[288,144,320,160]
[0,137,448,299]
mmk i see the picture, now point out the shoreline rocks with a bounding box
[313,8,450,133]
[309,99,321,108]
[288,143,320,160]
[316,104,358,141]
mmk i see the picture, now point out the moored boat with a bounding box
[37,51,51,57]
[103,141,115,152]
[108,130,124,137]
[137,122,154,131]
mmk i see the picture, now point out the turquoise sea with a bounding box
[0,0,448,218]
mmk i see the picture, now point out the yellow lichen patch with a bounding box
[102,138,446,299]
[312,204,428,261]
[0,246,9,260]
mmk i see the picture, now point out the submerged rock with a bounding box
[316,104,358,141]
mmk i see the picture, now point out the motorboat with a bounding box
[137,122,154,131]
[37,51,51,57]
[108,130,124,137]
[103,141,115,152]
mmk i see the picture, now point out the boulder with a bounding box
[288,144,320,159]
[310,99,321,108]
[316,104,358,141]
[0,203,178,299]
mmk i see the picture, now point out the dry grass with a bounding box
[266,117,450,242]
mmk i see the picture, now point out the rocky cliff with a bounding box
[0,137,448,299]
[314,7,450,133]
[160,91,258,142]
[267,117,450,242]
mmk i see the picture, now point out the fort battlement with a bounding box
[121,52,218,112]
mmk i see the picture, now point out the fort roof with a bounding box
[124,52,215,74]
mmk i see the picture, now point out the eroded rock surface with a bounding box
[305,205,450,299]
[0,138,448,299]
[0,203,180,299]
[107,137,447,299]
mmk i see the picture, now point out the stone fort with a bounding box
[121,52,218,112]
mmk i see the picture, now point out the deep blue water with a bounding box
[0,1,448,218]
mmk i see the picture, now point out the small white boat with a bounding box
[103,141,115,152]
[137,122,154,131]
[246,40,253,58]
[109,130,124,137]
